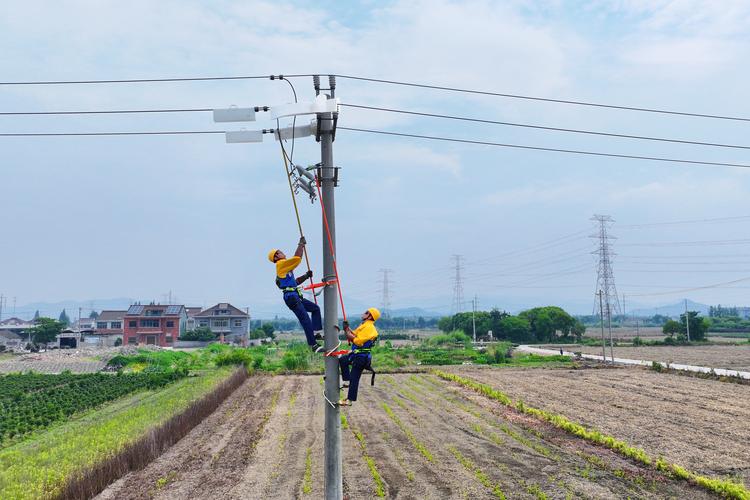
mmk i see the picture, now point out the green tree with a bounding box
[88,310,99,319]
[30,318,64,344]
[497,316,532,342]
[33,310,40,321]
[58,309,70,327]
[519,306,577,342]
[261,322,276,338]
[662,319,681,337]
[180,326,216,341]
[680,311,709,341]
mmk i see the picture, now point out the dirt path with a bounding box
[97,371,715,499]
[451,365,750,488]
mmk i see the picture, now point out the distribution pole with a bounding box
[598,290,606,361]
[607,302,614,363]
[0,294,4,322]
[319,76,342,500]
[685,299,691,342]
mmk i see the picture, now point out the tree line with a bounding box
[438,306,585,343]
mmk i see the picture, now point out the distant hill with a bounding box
[13,298,136,321]
[630,299,709,318]
[390,307,445,318]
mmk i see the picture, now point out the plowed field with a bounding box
[96,368,718,499]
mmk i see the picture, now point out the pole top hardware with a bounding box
[271,94,339,120]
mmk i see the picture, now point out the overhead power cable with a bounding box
[619,215,750,228]
[0,131,225,137]
[626,276,750,297]
[338,127,750,169]
[341,104,750,151]
[334,75,750,122]
[0,74,314,85]
[0,108,212,116]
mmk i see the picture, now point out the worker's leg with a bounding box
[284,294,316,346]
[339,353,352,382]
[301,297,322,334]
[346,355,369,402]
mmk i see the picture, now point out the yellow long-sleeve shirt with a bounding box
[351,320,378,347]
[275,256,301,278]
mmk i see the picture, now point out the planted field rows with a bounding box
[448,365,750,490]
[99,371,719,499]
[571,344,750,372]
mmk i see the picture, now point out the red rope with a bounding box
[314,176,348,323]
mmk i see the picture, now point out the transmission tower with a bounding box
[591,214,621,319]
[451,255,465,314]
[378,268,393,318]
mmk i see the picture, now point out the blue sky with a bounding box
[2,0,750,318]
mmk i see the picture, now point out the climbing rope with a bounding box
[278,142,317,304]
[314,174,348,323]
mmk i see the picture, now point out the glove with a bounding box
[305,270,314,280]
[298,236,307,245]
[342,321,350,330]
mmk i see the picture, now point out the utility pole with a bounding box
[607,302,614,363]
[12,297,16,315]
[684,299,691,342]
[471,295,477,343]
[318,75,342,500]
[0,294,4,322]
[598,290,606,362]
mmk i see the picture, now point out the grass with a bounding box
[447,445,506,499]
[434,370,750,500]
[302,447,312,494]
[349,425,385,497]
[381,402,433,462]
[0,367,235,500]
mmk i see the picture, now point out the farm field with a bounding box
[98,371,714,499]
[449,365,750,489]
[584,326,664,340]
[573,344,750,371]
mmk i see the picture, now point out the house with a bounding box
[72,317,97,331]
[123,304,187,347]
[0,317,35,336]
[185,307,203,331]
[0,330,23,350]
[194,303,250,343]
[83,310,127,347]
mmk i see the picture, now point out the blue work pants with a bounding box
[284,293,322,346]
[339,353,370,401]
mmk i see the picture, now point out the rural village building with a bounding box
[0,330,23,349]
[185,307,203,332]
[123,304,187,347]
[194,303,250,343]
[0,317,35,335]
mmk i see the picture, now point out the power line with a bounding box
[619,215,750,228]
[341,103,750,151]
[0,108,212,116]
[338,127,750,169]
[0,130,225,137]
[0,74,315,86]
[626,276,750,297]
[620,238,750,247]
[335,74,750,122]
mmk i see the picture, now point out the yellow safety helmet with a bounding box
[367,307,381,321]
[268,249,279,263]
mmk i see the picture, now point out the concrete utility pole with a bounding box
[684,299,691,342]
[607,303,614,363]
[319,76,343,500]
[0,294,4,321]
[598,290,606,361]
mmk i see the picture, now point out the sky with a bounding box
[2,0,750,318]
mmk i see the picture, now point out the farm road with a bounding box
[452,365,750,489]
[97,371,711,499]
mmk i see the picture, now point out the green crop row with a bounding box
[0,367,234,500]
[381,403,433,463]
[433,370,750,500]
[447,445,506,499]
[350,426,385,497]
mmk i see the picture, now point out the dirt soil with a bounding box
[450,365,750,489]
[573,343,750,371]
[97,370,714,499]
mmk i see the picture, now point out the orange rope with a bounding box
[314,175,348,323]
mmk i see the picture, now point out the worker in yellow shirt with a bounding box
[268,237,323,352]
[337,307,380,406]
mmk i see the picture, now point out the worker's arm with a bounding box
[294,236,306,258]
[276,256,302,277]
[296,270,313,284]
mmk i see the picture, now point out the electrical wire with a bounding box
[338,127,750,169]
[0,108,212,116]
[0,131,225,136]
[619,215,750,228]
[334,75,750,122]
[341,103,750,151]
[625,276,750,297]
[0,74,315,85]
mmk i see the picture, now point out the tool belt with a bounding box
[281,286,302,297]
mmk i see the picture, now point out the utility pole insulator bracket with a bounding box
[271,95,339,120]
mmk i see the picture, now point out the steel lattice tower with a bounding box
[451,255,465,314]
[378,268,393,318]
[591,214,621,319]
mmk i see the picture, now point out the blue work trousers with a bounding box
[339,353,370,401]
[284,293,322,346]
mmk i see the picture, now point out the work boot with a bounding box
[314,331,323,341]
[312,343,324,353]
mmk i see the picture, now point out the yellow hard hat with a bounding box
[268,249,279,263]
[367,307,381,321]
